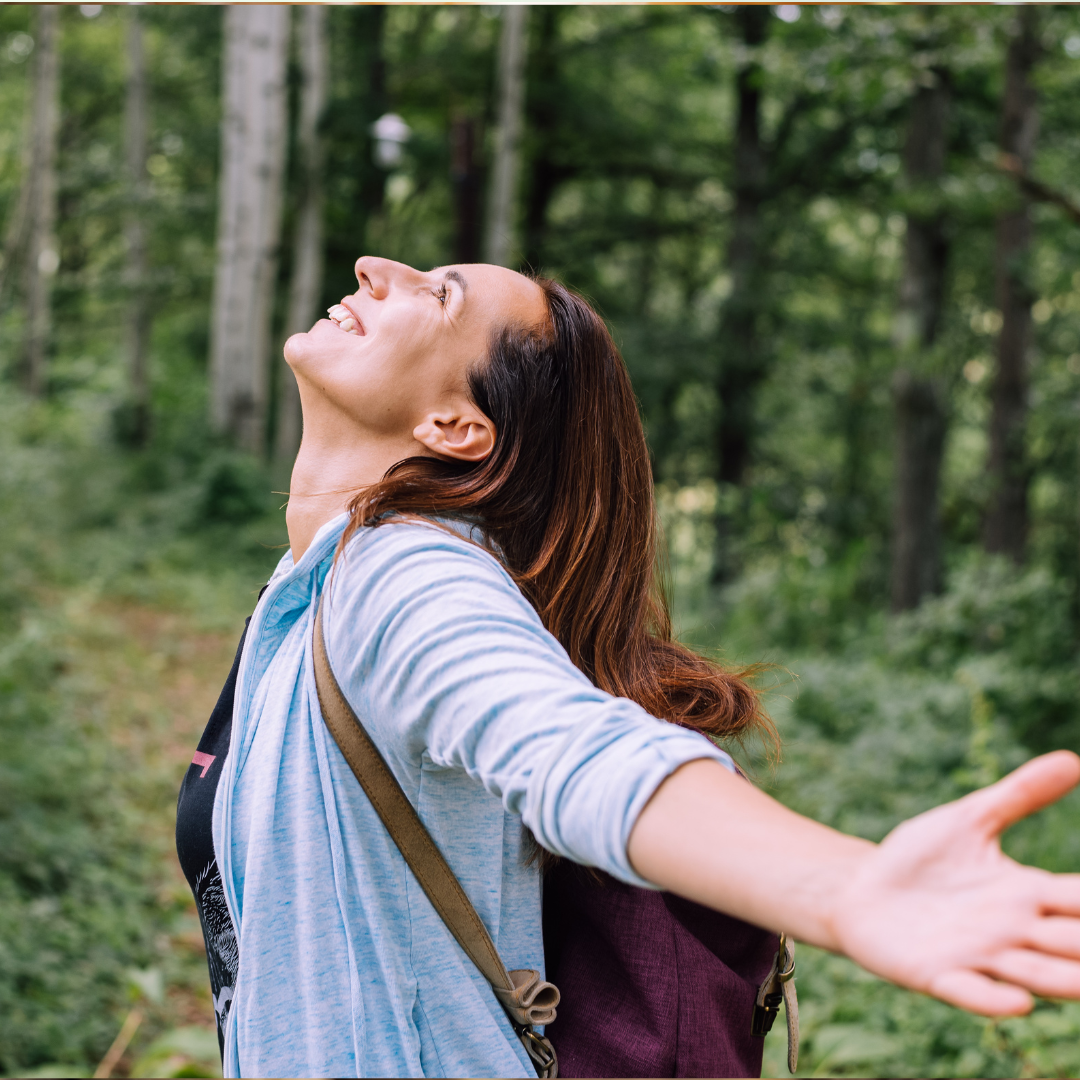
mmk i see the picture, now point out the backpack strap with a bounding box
[312,593,559,1078]
[752,932,800,1073]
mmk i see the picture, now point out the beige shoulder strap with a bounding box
[312,594,558,1077]
[752,933,800,1073]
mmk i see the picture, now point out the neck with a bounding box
[286,430,419,561]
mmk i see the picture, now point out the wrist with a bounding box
[786,837,876,953]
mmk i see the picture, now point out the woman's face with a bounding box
[284,257,546,447]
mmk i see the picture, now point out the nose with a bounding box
[354,256,423,300]
[354,256,391,300]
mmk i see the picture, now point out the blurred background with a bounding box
[2,3,1080,1076]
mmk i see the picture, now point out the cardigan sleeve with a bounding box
[322,519,736,889]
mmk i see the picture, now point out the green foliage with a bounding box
[130,1027,222,1079]
[0,396,283,1076]
[762,946,1080,1079]
[685,531,1080,1077]
[197,453,277,526]
[3,4,1080,1076]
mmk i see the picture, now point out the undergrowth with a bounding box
[0,396,284,1077]
[2,391,1080,1076]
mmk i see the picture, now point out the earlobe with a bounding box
[413,409,495,463]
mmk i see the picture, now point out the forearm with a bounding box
[627,758,874,951]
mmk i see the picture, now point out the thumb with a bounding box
[965,750,1080,837]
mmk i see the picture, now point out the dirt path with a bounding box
[60,595,245,1076]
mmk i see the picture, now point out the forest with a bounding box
[2,3,1080,1077]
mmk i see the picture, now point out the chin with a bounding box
[283,326,323,367]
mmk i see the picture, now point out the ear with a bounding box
[413,402,495,463]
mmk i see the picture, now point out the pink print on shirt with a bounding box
[192,751,216,778]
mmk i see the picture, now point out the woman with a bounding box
[177,256,1080,1079]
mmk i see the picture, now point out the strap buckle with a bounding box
[518,1027,558,1078]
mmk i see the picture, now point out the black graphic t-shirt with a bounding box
[175,616,250,1056]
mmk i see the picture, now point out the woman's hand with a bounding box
[830,750,1080,1015]
[627,750,1080,1015]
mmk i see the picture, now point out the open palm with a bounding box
[833,751,1080,1015]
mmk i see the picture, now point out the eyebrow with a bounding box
[444,269,468,296]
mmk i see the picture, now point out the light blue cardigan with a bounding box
[212,513,734,1078]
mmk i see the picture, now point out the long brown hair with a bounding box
[340,278,771,746]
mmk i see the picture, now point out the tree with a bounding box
[890,66,952,612]
[521,7,564,274]
[322,4,386,308]
[208,4,290,453]
[122,5,151,445]
[712,5,770,580]
[24,4,61,397]
[715,5,769,490]
[983,7,1041,564]
[483,5,529,269]
[276,5,328,463]
[451,115,483,265]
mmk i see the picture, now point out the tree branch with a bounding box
[997,151,1080,227]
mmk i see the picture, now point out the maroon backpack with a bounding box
[543,860,790,1078]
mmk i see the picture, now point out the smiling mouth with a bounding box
[327,303,365,336]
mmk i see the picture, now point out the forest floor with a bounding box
[41,590,240,1079]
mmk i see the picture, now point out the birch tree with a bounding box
[890,68,951,611]
[483,5,529,268]
[983,7,1040,564]
[24,5,60,396]
[209,5,290,453]
[275,5,328,462]
[124,6,151,444]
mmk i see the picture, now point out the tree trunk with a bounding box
[715,5,769,489]
[123,6,151,445]
[483,5,529,268]
[712,5,769,582]
[451,116,482,265]
[983,7,1040,564]
[890,70,951,612]
[276,4,327,463]
[209,4,290,453]
[522,7,562,273]
[891,372,947,611]
[358,5,388,223]
[24,4,60,397]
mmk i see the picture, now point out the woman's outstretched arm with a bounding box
[627,750,1080,1016]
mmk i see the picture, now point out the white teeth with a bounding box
[327,304,361,335]
[326,304,360,332]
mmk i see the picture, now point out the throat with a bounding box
[284,435,416,561]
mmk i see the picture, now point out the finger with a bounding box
[985,948,1080,1000]
[1025,915,1080,958]
[928,969,1033,1016]
[965,751,1080,836]
[1042,873,1080,917]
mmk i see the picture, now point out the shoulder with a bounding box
[339,516,514,588]
[325,517,536,630]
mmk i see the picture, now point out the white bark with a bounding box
[125,6,151,441]
[25,5,60,396]
[209,4,290,452]
[483,5,529,268]
[276,4,327,462]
